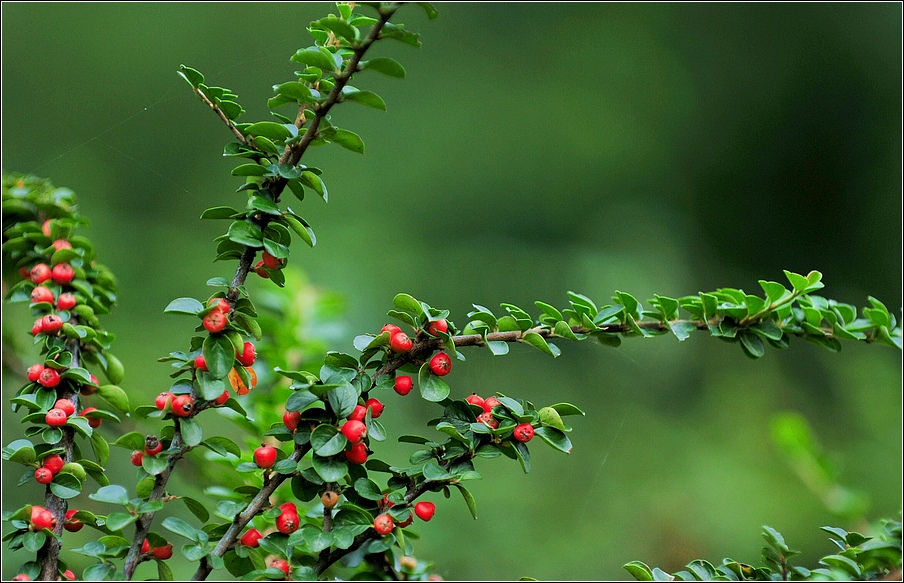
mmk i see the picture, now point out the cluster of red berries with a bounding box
[141,538,174,560]
[373,499,436,536]
[465,394,535,441]
[33,453,65,485]
[379,320,453,397]
[130,434,167,467]
[253,250,285,279]
[42,397,101,430]
[203,297,230,333]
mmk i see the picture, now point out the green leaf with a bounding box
[178,65,204,88]
[669,321,697,342]
[203,334,235,380]
[182,497,211,522]
[180,417,203,447]
[246,121,292,142]
[105,511,137,531]
[164,297,203,315]
[162,516,204,543]
[97,384,130,413]
[200,206,241,220]
[89,485,129,505]
[624,561,654,581]
[311,425,347,457]
[329,128,365,153]
[393,293,425,318]
[227,220,263,248]
[353,477,384,501]
[418,363,450,402]
[361,57,406,78]
[49,472,83,499]
[312,454,347,483]
[273,81,314,104]
[299,171,327,201]
[284,215,316,247]
[738,330,765,359]
[454,484,477,520]
[534,426,573,453]
[343,90,386,110]
[142,454,169,476]
[550,403,585,417]
[249,196,280,216]
[417,2,439,19]
[521,332,559,357]
[23,531,47,553]
[291,47,338,71]
[3,439,36,465]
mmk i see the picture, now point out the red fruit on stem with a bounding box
[254,444,277,468]
[42,454,65,475]
[142,539,151,554]
[152,543,173,560]
[39,368,62,388]
[465,393,485,408]
[41,219,53,237]
[240,528,263,547]
[321,491,339,509]
[12,573,31,581]
[213,390,230,405]
[57,292,77,310]
[208,297,230,314]
[365,398,384,418]
[26,364,44,382]
[51,263,75,284]
[345,442,368,465]
[373,513,394,536]
[30,263,52,284]
[427,318,448,336]
[261,250,281,269]
[341,420,367,444]
[393,375,413,396]
[202,309,228,333]
[276,510,299,534]
[81,407,101,428]
[513,423,535,443]
[171,395,194,417]
[347,405,367,422]
[31,318,44,336]
[428,352,452,376]
[52,239,72,251]
[31,508,56,531]
[381,323,402,337]
[482,396,501,412]
[81,374,99,396]
[380,494,395,509]
[155,392,175,410]
[63,570,76,581]
[279,502,298,515]
[64,509,84,532]
[253,260,269,278]
[54,399,76,417]
[270,559,291,576]
[34,467,53,484]
[30,505,46,524]
[398,511,414,528]
[477,411,498,429]
[283,410,301,431]
[145,436,163,456]
[193,354,208,371]
[415,501,436,522]
[45,408,67,426]
[41,314,64,334]
[130,450,145,466]
[390,332,413,353]
[30,286,55,304]
[19,265,31,280]
[236,341,256,366]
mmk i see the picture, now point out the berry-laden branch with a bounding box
[2,174,130,582]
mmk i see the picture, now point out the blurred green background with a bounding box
[2,3,901,580]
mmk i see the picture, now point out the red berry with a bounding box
[31,318,44,336]
[56,292,77,310]
[145,436,163,456]
[30,505,47,524]
[373,513,394,536]
[283,410,301,431]
[414,501,435,522]
[321,491,339,509]
[261,250,281,269]
[41,219,53,237]
[254,444,277,468]
[341,420,367,444]
[394,375,413,396]
[51,263,75,284]
[41,314,64,334]
[381,323,402,337]
[270,559,291,576]
[513,423,534,443]
[26,364,44,382]
[62,570,75,581]
[345,442,368,465]
[171,394,194,417]
[34,467,54,484]
[380,494,395,509]
[390,332,413,354]
[12,574,31,581]
[30,286,55,304]
[465,394,485,408]
[81,407,101,428]
[279,502,298,515]
[427,319,448,336]
[236,341,256,366]
[347,405,367,422]
[213,390,230,406]
[142,539,151,554]
[64,509,83,532]
[253,260,270,278]
[240,528,263,547]
[52,239,72,251]
[19,266,31,280]
[54,399,76,417]
[31,508,56,531]
[428,352,452,376]
[155,392,175,410]
[208,297,230,314]
[482,396,501,413]
[193,354,208,371]
[276,510,299,534]
[81,375,98,396]
[45,408,68,426]
[30,263,52,284]
[477,411,498,429]
[42,454,65,475]
[398,511,414,528]
[152,543,173,560]
[365,398,384,418]
[130,450,144,466]
[39,367,62,388]
[202,309,228,333]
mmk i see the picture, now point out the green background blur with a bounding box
[2,3,901,580]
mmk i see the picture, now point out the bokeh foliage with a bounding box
[2,3,901,580]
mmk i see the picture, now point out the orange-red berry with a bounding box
[427,319,448,336]
[283,410,301,431]
[42,454,65,475]
[345,442,368,465]
[374,513,394,535]
[394,375,413,396]
[390,332,413,353]
[341,420,367,444]
[240,528,263,547]
[513,423,534,443]
[45,408,67,426]
[236,341,256,366]
[26,364,44,382]
[131,450,145,466]
[428,352,452,376]
[30,263,52,284]
[254,444,277,468]
[414,501,435,521]
[51,263,74,284]
[30,286,55,304]
[81,407,101,428]
[171,394,194,417]
[57,292,77,310]
[365,398,384,418]
[34,467,53,484]
[64,509,83,532]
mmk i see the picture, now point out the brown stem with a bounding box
[193,87,248,146]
